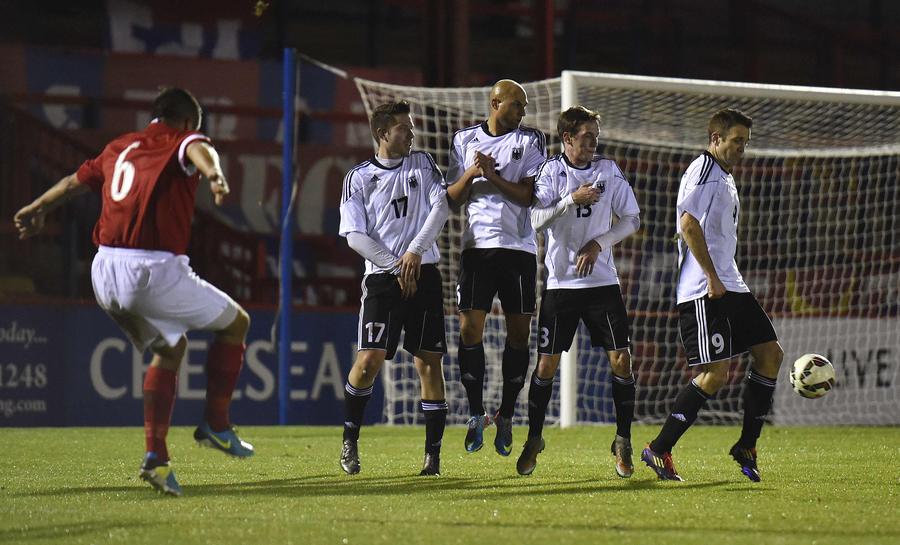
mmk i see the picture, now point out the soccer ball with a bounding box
[790,353,836,399]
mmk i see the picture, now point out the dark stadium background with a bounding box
[0,0,896,426]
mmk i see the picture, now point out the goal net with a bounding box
[354,71,900,427]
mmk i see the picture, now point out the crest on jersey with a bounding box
[594,179,606,193]
[512,146,523,160]
[408,176,418,188]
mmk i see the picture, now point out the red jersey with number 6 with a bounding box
[75,121,211,255]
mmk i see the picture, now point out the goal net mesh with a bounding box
[354,73,900,427]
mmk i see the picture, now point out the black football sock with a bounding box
[650,380,710,454]
[458,341,486,416]
[738,369,777,449]
[499,344,529,418]
[611,372,636,439]
[343,382,373,442]
[422,399,448,455]
[527,373,554,438]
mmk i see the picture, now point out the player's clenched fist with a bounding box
[14,204,45,239]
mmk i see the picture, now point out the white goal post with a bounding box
[354,71,900,427]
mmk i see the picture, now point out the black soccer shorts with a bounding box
[456,248,537,314]
[357,264,447,360]
[678,291,778,366]
[536,285,631,355]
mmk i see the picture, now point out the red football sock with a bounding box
[204,341,245,432]
[143,366,177,463]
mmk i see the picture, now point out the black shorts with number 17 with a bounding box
[358,265,447,360]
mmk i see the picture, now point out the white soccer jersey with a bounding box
[676,151,750,303]
[534,154,640,289]
[339,151,446,275]
[448,122,546,253]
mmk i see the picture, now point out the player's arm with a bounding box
[592,178,641,252]
[447,144,482,210]
[14,173,89,239]
[575,214,640,278]
[531,183,598,231]
[186,140,229,206]
[402,189,449,282]
[346,232,401,273]
[476,151,534,206]
[680,212,726,299]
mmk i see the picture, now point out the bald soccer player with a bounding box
[446,80,547,458]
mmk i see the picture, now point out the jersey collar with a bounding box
[480,120,515,138]
[561,152,592,170]
[370,156,404,170]
[703,150,732,174]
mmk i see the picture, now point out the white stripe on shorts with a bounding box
[695,299,708,363]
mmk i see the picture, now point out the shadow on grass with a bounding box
[12,474,735,501]
[0,520,150,543]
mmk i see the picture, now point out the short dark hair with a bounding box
[152,87,202,128]
[708,108,752,141]
[557,106,601,140]
[370,100,411,142]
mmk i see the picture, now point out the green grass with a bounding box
[2,425,899,545]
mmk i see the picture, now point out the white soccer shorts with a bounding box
[91,246,239,351]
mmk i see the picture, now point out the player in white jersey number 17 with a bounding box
[337,101,450,477]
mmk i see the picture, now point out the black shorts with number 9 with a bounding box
[358,264,447,360]
[678,291,778,366]
[537,285,631,355]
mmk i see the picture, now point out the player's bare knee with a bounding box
[354,350,385,378]
[536,356,559,379]
[505,325,531,350]
[151,336,187,369]
[221,306,250,341]
[459,323,483,346]
[701,368,728,392]
[609,349,632,377]
[756,347,784,377]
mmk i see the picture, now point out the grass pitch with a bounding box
[2,425,898,545]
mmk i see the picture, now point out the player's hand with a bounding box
[575,240,601,277]
[397,275,418,300]
[398,251,422,283]
[208,173,230,206]
[707,275,726,299]
[571,183,600,206]
[13,203,46,240]
[464,163,482,182]
[474,152,496,179]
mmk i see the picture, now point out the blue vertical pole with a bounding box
[278,48,297,425]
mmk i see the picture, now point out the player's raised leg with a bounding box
[517,354,556,475]
[608,348,636,478]
[140,335,186,496]
[459,309,492,453]
[195,306,255,458]
[494,312,532,457]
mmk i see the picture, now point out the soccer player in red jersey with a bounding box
[14,87,255,496]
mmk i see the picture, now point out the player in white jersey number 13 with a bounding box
[517,106,641,477]
[446,80,547,457]
[338,101,450,476]
[642,109,784,483]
